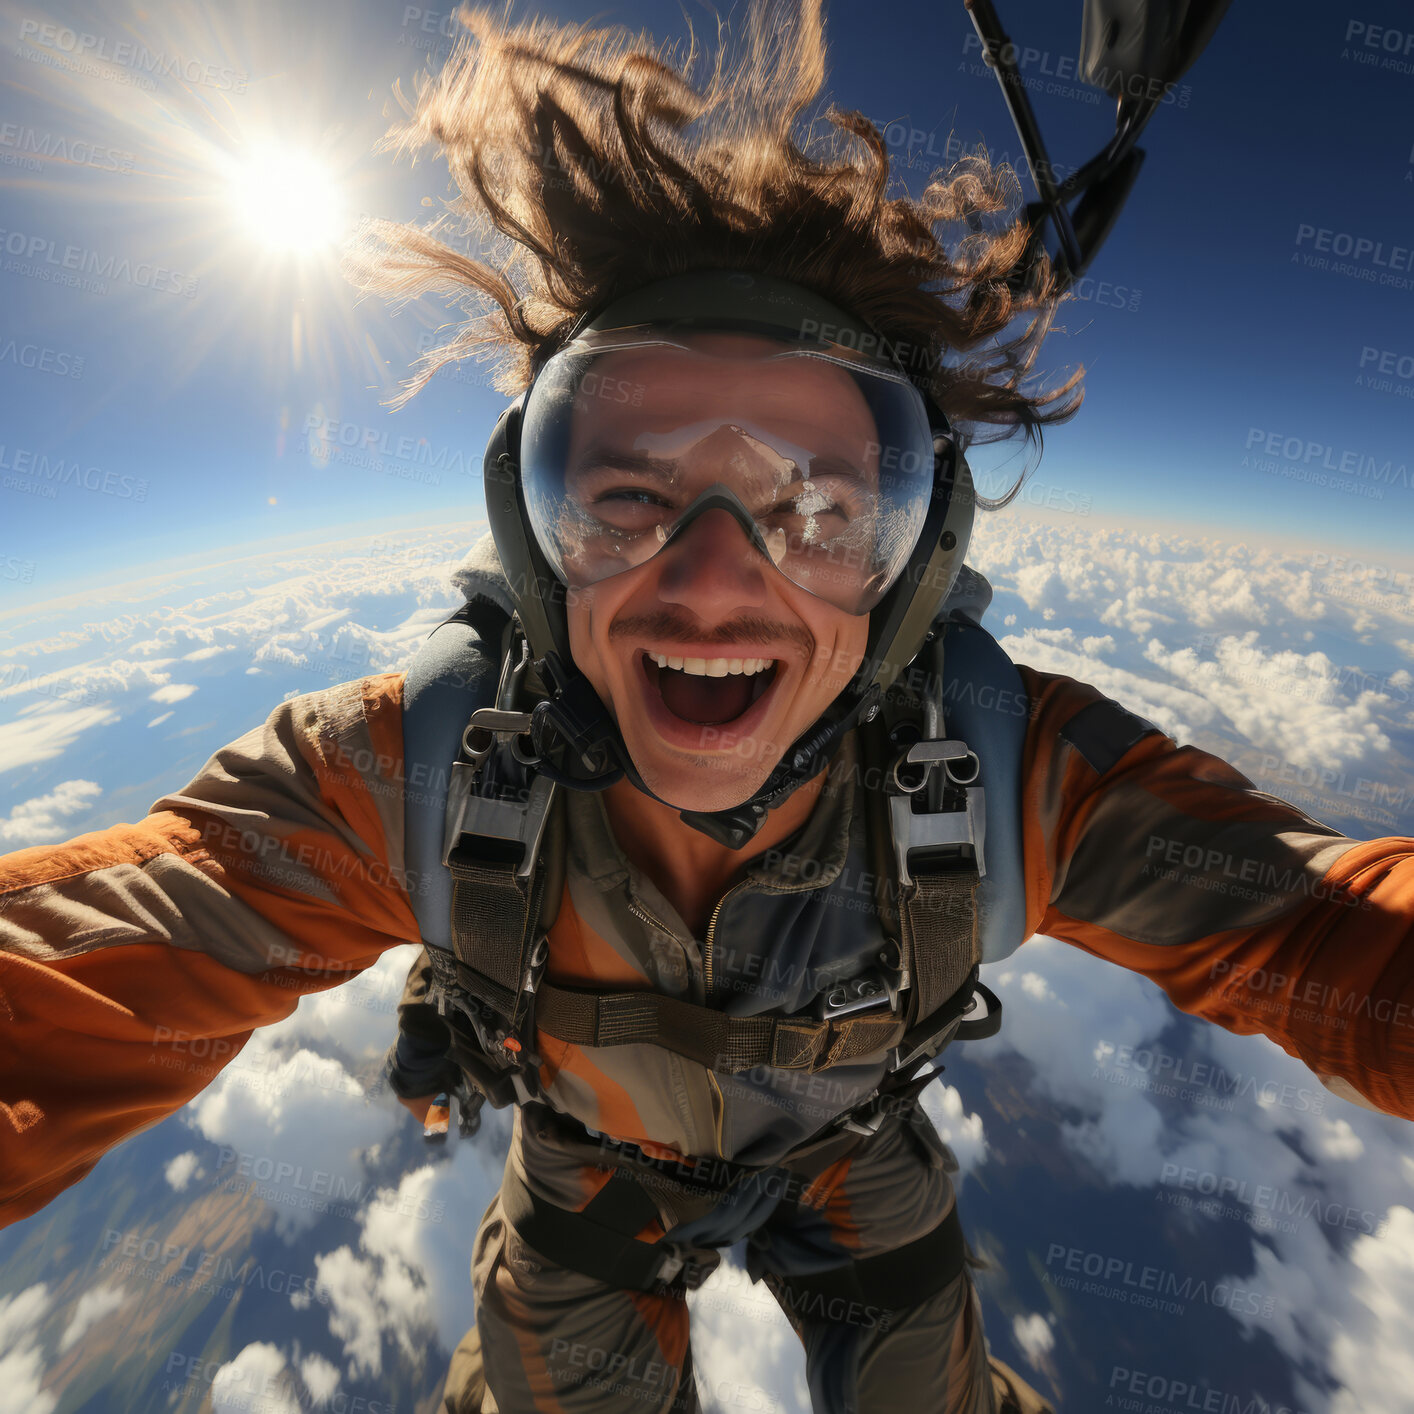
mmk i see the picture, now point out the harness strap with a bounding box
[767,1202,967,1316]
[501,1164,718,1293]
[534,982,907,1075]
[895,868,981,1063]
[447,850,542,1021]
[445,783,564,1034]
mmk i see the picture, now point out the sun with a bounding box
[227,144,347,255]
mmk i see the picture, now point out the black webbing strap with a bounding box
[501,1164,692,1291]
[769,1202,966,1316]
[534,981,907,1075]
[447,850,540,1020]
[897,866,980,1053]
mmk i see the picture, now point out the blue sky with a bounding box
[0,0,1411,612]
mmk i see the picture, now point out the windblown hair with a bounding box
[347,1,1083,504]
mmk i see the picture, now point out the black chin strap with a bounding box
[528,651,881,849]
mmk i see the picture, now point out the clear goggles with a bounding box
[518,326,938,616]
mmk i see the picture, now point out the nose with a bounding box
[653,508,769,622]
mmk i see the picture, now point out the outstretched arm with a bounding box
[1016,664,1414,1119]
[0,673,422,1226]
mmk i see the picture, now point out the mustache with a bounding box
[609,610,815,658]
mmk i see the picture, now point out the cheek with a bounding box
[566,584,633,698]
[799,612,868,696]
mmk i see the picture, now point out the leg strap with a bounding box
[501,1165,719,1294]
[769,1202,966,1316]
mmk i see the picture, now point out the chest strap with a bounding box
[534,980,907,1074]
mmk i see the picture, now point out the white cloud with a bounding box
[315,1248,387,1378]
[57,1282,124,1353]
[1144,632,1392,771]
[314,1118,510,1372]
[298,1351,341,1406]
[1012,1311,1055,1363]
[184,1036,400,1239]
[164,1151,202,1191]
[0,778,101,845]
[211,1342,300,1414]
[1326,1207,1414,1413]
[146,711,173,727]
[149,682,198,704]
[920,1081,989,1182]
[690,1253,809,1414]
[0,1284,56,1414]
[0,702,120,775]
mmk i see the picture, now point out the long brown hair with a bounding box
[346,1,1083,505]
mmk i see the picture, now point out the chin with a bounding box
[626,740,779,815]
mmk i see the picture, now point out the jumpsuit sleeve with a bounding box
[1015,663,1414,1120]
[0,672,423,1228]
[383,946,458,1100]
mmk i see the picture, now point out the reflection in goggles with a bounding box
[520,330,935,615]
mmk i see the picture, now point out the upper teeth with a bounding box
[650,654,774,676]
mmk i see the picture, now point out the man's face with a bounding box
[560,334,876,813]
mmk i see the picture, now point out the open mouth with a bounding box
[640,650,781,726]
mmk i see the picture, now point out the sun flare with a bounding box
[227,144,346,254]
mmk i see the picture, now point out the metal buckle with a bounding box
[840,1106,890,1138]
[888,1014,967,1074]
[888,786,986,887]
[654,1245,719,1292]
[887,735,986,888]
[815,965,895,1022]
[522,935,549,994]
[443,767,556,876]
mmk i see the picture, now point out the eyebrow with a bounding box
[570,445,680,482]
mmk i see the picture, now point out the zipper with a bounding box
[703,867,835,1002]
[705,1068,726,1159]
[626,895,698,997]
[703,880,750,1002]
[627,895,677,936]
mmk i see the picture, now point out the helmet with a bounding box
[483,269,975,848]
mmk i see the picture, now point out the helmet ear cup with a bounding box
[483,394,571,663]
[857,427,975,694]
